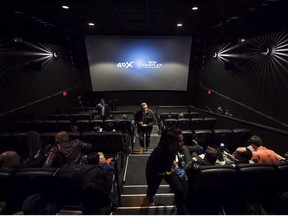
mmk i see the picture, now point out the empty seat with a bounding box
[182,130,193,146]
[27,120,43,132]
[116,119,133,134]
[0,132,11,153]
[40,132,57,146]
[69,114,80,124]
[90,120,104,131]
[48,114,59,120]
[42,120,57,132]
[9,132,28,156]
[57,114,70,120]
[102,131,124,154]
[190,118,205,131]
[81,132,103,152]
[163,118,178,129]
[15,120,30,132]
[194,129,213,150]
[14,168,58,200]
[186,164,237,214]
[213,129,233,148]
[159,113,171,121]
[56,120,72,132]
[68,132,81,141]
[203,117,216,130]
[274,162,288,193]
[189,112,199,118]
[76,120,91,132]
[229,128,251,152]
[78,113,91,121]
[235,163,276,214]
[177,118,191,130]
[103,120,117,132]
[170,112,179,119]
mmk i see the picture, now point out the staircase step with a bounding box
[121,193,175,207]
[112,205,177,215]
[123,184,171,194]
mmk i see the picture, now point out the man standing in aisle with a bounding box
[135,102,156,154]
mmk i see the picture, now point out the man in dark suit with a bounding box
[95,99,111,121]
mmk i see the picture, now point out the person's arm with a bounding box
[145,110,156,127]
[42,149,57,168]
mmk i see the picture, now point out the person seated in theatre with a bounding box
[222,147,253,165]
[176,134,204,168]
[43,131,93,168]
[95,98,111,121]
[86,152,115,176]
[248,135,285,164]
[178,112,185,119]
[0,151,22,169]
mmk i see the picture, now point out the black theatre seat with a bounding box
[81,132,103,152]
[187,164,237,214]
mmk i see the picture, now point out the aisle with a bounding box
[112,127,177,215]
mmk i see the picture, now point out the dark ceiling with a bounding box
[0,0,288,45]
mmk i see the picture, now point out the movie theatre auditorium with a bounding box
[1,1,288,214]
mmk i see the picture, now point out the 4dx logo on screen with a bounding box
[117,61,162,69]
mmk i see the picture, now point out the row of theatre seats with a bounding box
[180,128,251,152]
[0,165,119,214]
[186,162,288,214]
[0,131,130,158]
[15,119,134,133]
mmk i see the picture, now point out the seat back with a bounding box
[190,118,205,131]
[187,164,236,214]
[56,120,72,132]
[116,119,133,134]
[10,132,28,156]
[163,118,178,129]
[230,128,251,152]
[81,132,103,152]
[213,129,233,148]
[102,131,124,154]
[182,130,193,146]
[177,118,191,130]
[76,120,91,132]
[235,163,276,201]
[274,162,288,193]
[40,132,57,146]
[103,120,118,132]
[203,117,216,130]
[194,129,213,150]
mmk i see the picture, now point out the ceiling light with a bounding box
[88,22,95,26]
[177,23,183,27]
[62,5,69,9]
[192,6,198,11]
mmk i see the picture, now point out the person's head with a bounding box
[0,151,21,169]
[98,152,106,164]
[100,99,105,105]
[233,147,252,163]
[87,152,100,164]
[55,131,69,144]
[178,113,184,118]
[122,114,128,119]
[158,128,184,152]
[140,102,148,112]
[248,135,262,150]
[203,146,219,165]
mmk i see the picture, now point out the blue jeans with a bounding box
[138,129,152,148]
